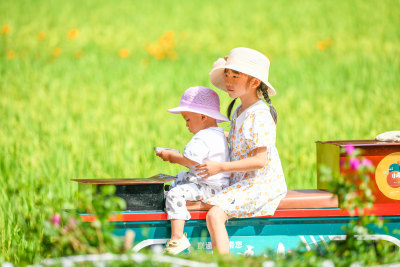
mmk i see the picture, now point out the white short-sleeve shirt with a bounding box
[183,127,230,188]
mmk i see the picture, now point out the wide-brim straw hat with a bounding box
[209,47,276,96]
[168,86,229,123]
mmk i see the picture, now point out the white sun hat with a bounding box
[209,47,276,96]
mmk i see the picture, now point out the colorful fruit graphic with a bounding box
[388,163,400,172]
[375,153,400,200]
[387,171,400,188]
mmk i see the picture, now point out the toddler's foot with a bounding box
[164,235,191,255]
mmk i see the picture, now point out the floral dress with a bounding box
[204,100,287,218]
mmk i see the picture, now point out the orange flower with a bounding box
[316,38,333,51]
[316,41,326,51]
[236,184,241,188]
[52,47,62,57]
[324,37,333,47]
[146,44,164,59]
[67,29,79,39]
[37,32,45,41]
[119,48,130,58]
[7,50,15,60]
[2,24,10,35]
[158,30,175,48]
[74,50,83,58]
[146,30,178,60]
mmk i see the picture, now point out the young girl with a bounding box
[195,47,287,254]
[156,86,230,255]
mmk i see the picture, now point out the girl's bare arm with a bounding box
[195,147,267,178]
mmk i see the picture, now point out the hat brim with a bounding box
[168,106,229,123]
[210,64,276,96]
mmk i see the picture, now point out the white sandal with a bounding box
[164,235,191,255]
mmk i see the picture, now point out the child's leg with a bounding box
[206,206,229,254]
[170,219,185,240]
[166,183,205,240]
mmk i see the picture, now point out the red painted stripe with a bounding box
[80,203,400,222]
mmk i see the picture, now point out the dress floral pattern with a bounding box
[204,100,287,218]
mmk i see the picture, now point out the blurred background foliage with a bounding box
[0,0,399,264]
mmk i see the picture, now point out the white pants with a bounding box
[166,171,221,220]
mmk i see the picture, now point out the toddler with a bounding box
[156,86,230,255]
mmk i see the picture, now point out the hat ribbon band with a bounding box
[179,100,220,111]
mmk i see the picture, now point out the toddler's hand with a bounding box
[195,161,222,179]
[156,150,174,162]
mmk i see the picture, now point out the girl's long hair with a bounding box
[258,82,278,124]
[226,81,278,124]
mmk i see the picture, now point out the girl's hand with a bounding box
[195,161,223,179]
[156,150,174,162]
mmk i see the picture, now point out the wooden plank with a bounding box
[71,173,176,185]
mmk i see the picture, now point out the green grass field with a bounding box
[1,0,399,264]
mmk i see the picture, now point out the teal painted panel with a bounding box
[111,216,400,255]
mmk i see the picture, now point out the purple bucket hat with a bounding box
[168,86,229,123]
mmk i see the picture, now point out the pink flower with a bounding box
[67,217,77,229]
[361,158,373,167]
[350,157,361,170]
[345,144,355,155]
[52,214,61,226]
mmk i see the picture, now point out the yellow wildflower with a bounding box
[74,50,83,58]
[7,50,15,60]
[325,37,333,47]
[316,41,326,51]
[2,24,10,35]
[317,38,333,51]
[52,47,62,57]
[146,44,164,59]
[159,31,173,43]
[37,32,46,41]
[118,48,130,58]
[67,29,79,39]
[146,30,177,60]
